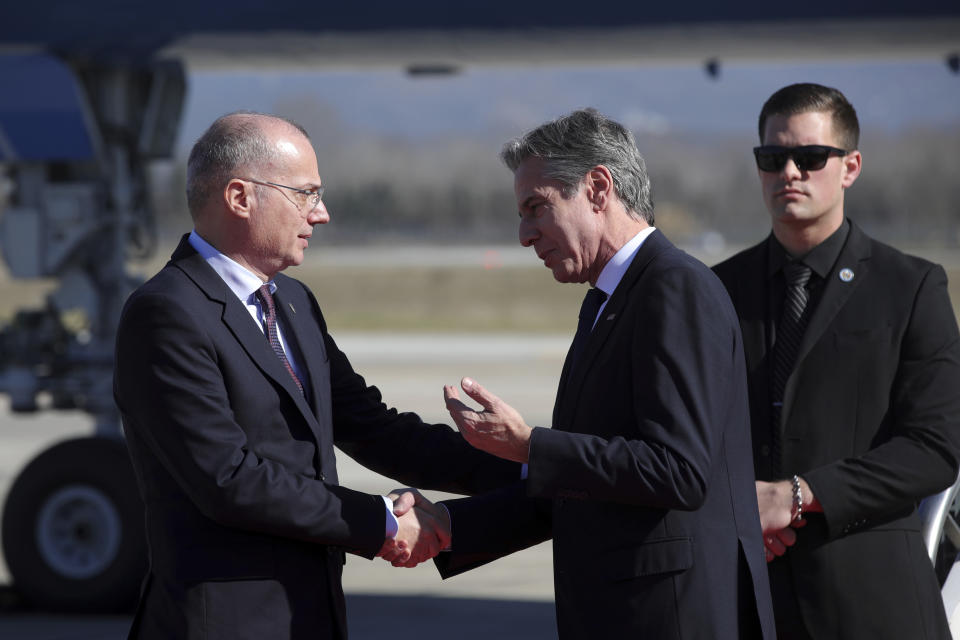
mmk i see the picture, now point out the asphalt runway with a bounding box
[0,332,565,639]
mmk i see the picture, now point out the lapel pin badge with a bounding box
[838,268,855,282]
[606,313,616,321]
[288,303,296,314]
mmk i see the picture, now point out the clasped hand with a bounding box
[756,480,808,562]
[377,489,450,568]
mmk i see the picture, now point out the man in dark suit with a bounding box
[113,112,518,640]
[419,108,775,638]
[713,83,960,639]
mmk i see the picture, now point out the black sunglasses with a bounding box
[753,145,848,172]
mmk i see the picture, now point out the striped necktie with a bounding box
[256,285,304,394]
[771,261,812,476]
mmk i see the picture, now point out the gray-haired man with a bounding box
[419,109,776,639]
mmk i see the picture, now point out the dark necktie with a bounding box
[256,285,304,394]
[569,288,607,372]
[771,261,813,476]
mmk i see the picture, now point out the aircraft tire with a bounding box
[1,437,146,612]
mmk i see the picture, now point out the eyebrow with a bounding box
[519,194,540,210]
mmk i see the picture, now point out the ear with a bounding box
[585,165,614,212]
[840,151,862,189]
[224,178,254,219]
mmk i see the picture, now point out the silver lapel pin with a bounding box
[838,268,855,282]
[288,303,296,314]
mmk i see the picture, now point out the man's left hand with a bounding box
[756,480,808,562]
[443,377,532,463]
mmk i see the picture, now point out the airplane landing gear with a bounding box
[1,437,145,611]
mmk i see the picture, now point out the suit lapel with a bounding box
[728,242,771,379]
[726,241,775,465]
[556,230,671,422]
[171,237,321,432]
[783,221,872,414]
[554,343,577,427]
[273,282,330,429]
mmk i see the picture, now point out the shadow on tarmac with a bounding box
[0,587,557,639]
[347,594,557,638]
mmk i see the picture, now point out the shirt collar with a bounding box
[188,230,275,303]
[766,218,850,281]
[595,226,657,297]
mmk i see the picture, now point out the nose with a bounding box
[519,217,538,247]
[781,156,803,181]
[308,200,330,225]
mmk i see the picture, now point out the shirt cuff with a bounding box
[383,495,399,538]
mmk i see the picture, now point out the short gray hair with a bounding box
[186,111,309,217]
[500,108,654,224]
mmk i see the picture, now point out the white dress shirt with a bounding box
[593,226,657,326]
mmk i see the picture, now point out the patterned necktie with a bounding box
[569,288,607,372]
[256,285,304,394]
[771,261,813,476]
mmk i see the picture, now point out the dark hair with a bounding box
[186,111,309,217]
[758,83,859,150]
[500,108,654,224]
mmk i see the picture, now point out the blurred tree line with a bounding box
[150,113,960,249]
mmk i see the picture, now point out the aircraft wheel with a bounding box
[1,437,146,611]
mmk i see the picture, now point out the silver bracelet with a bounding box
[791,475,804,523]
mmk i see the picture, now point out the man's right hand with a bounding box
[376,489,451,567]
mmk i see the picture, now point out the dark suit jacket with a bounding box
[713,220,960,639]
[437,230,776,639]
[114,236,519,640]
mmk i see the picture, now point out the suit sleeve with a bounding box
[299,284,522,496]
[434,482,552,578]
[527,263,740,511]
[803,264,960,539]
[114,289,386,557]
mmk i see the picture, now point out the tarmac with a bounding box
[0,332,565,639]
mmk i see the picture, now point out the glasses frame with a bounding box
[240,178,324,210]
[752,145,849,173]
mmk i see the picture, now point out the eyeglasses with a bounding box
[241,178,324,210]
[752,145,848,172]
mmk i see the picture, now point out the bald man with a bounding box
[114,112,517,640]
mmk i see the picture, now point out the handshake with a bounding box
[376,377,527,568]
[377,488,451,568]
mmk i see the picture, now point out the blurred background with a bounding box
[1,2,959,638]
[167,60,960,251]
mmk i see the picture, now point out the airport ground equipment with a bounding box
[0,53,183,611]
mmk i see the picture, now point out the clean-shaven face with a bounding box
[759,111,855,233]
[515,157,598,284]
[248,123,330,277]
